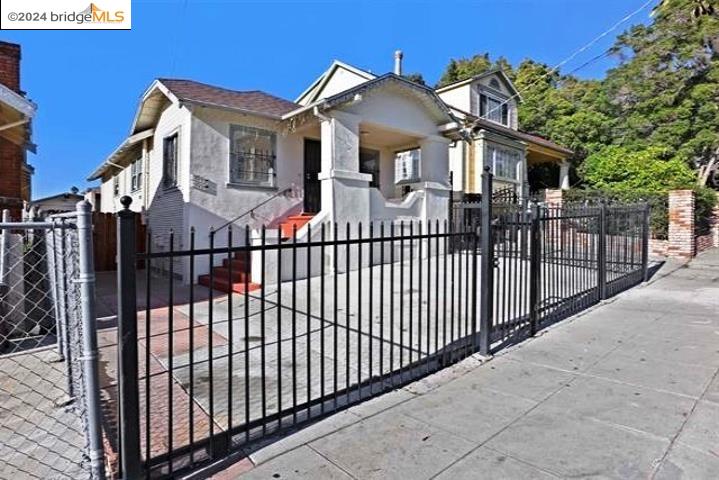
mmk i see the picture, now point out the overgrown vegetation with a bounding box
[436,1,718,235]
[436,0,719,189]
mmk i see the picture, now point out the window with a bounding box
[163,133,178,188]
[229,125,276,186]
[130,157,143,192]
[394,148,420,184]
[359,148,380,188]
[479,93,509,125]
[487,145,520,181]
[113,175,120,196]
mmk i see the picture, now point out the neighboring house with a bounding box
[0,41,36,220]
[436,70,572,201]
[26,189,84,217]
[88,52,570,286]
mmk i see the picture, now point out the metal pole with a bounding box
[529,202,541,336]
[641,203,650,283]
[75,201,107,480]
[598,201,608,300]
[0,209,9,352]
[478,166,494,356]
[49,220,65,359]
[117,196,142,480]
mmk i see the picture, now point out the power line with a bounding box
[476,0,657,123]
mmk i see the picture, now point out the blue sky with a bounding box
[2,0,656,199]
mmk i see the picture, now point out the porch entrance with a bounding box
[303,138,321,213]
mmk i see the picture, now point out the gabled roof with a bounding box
[435,69,521,101]
[87,129,154,181]
[284,73,457,126]
[159,78,300,118]
[295,60,377,105]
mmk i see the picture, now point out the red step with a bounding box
[222,257,250,271]
[198,274,261,294]
[279,213,315,239]
[212,266,252,283]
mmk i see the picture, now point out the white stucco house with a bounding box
[88,52,570,287]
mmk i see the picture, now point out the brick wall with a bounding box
[0,41,20,93]
[0,41,25,219]
[667,190,695,259]
[544,189,563,209]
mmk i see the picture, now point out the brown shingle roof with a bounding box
[158,78,299,118]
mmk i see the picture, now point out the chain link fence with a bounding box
[0,204,105,480]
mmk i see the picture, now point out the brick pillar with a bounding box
[0,41,25,220]
[544,189,563,209]
[667,190,695,259]
[0,41,21,93]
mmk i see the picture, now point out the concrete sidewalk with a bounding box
[218,249,719,479]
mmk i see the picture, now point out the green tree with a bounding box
[402,72,426,86]
[580,145,696,193]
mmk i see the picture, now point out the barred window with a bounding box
[487,145,520,181]
[229,125,276,186]
[113,175,119,196]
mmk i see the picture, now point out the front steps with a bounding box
[198,252,261,294]
[198,212,315,294]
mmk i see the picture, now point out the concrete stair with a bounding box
[279,213,315,239]
[198,252,261,294]
[198,212,315,294]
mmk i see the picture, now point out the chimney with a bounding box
[394,50,403,76]
[0,41,21,93]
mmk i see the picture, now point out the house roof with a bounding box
[87,129,153,181]
[435,69,521,101]
[295,60,377,105]
[29,192,83,205]
[284,73,458,126]
[158,78,300,118]
[0,82,37,152]
[448,104,572,157]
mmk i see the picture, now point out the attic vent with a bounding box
[489,78,501,89]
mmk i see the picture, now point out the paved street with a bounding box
[216,249,719,479]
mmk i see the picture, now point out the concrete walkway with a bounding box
[218,249,719,479]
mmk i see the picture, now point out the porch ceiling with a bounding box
[359,122,420,149]
[526,143,569,165]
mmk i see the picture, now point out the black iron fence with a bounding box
[110,170,650,479]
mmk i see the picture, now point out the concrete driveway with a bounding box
[221,249,719,479]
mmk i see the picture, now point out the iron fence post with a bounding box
[75,201,107,480]
[598,201,608,300]
[529,202,541,336]
[478,166,494,356]
[117,196,142,480]
[641,202,650,282]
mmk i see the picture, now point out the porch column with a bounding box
[419,136,452,224]
[319,111,372,226]
[559,161,570,190]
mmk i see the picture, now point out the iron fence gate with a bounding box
[0,204,105,480]
[113,170,650,479]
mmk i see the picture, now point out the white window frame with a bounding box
[487,144,521,182]
[228,124,277,188]
[130,157,143,192]
[113,175,120,196]
[394,148,421,185]
[475,87,511,127]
